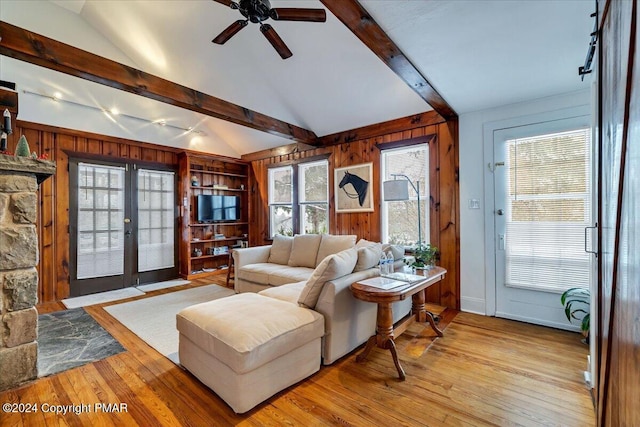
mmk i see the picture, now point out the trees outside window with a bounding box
[268,159,328,237]
[381,145,429,246]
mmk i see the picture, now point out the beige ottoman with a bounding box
[176,293,324,413]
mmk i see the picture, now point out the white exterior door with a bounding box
[493,116,593,329]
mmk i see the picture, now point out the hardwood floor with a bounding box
[2,277,595,426]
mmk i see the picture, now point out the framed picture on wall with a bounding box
[334,162,374,213]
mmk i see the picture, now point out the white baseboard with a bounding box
[461,296,486,315]
[495,311,577,331]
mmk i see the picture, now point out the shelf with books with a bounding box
[179,152,250,279]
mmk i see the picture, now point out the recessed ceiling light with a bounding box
[52,92,62,101]
[110,107,119,115]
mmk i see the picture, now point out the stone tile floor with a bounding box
[37,308,125,377]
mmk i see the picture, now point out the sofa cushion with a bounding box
[268,234,293,265]
[356,238,377,249]
[298,247,358,309]
[269,267,315,286]
[354,242,383,272]
[288,234,322,268]
[259,281,306,304]
[176,293,324,374]
[237,263,283,285]
[315,234,356,267]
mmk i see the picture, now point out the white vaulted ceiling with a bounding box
[0,0,593,157]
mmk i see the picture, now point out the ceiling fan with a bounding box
[212,0,327,59]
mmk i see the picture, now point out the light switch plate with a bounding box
[468,199,480,209]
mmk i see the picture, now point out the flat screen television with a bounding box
[196,195,240,223]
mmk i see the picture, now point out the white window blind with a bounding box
[505,128,591,292]
[137,169,175,272]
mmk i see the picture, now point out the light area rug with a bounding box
[136,279,191,292]
[104,284,235,364]
[62,287,145,309]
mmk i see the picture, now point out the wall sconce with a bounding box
[0,109,12,152]
[382,173,422,247]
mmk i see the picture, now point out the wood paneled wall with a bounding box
[249,121,460,309]
[7,121,181,303]
[597,0,640,425]
[1,116,459,309]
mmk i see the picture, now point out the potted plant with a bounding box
[560,287,590,343]
[406,243,438,269]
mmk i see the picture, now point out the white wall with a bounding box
[458,89,592,314]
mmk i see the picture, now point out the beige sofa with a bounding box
[233,233,355,293]
[233,234,409,364]
[178,235,409,413]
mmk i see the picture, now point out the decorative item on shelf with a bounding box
[15,135,31,157]
[405,243,438,270]
[213,246,229,256]
[193,248,203,257]
[191,175,199,186]
[241,241,249,248]
[214,233,225,240]
[213,184,228,189]
[0,109,12,153]
[240,184,245,190]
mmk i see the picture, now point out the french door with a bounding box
[69,159,177,297]
[493,116,595,329]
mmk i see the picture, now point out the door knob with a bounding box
[496,209,504,216]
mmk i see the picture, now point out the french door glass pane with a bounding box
[505,128,591,292]
[138,169,175,272]
[77,163,125,279]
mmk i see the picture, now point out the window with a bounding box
[269,159,328,237]
[299,160,329,234]
[381,145,429,246]
[505,128,591,292]
[269,166,293,236]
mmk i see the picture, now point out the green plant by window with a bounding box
[560,287,590,338]
[406,243,438,269]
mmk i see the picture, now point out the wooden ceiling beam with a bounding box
[318,110,444,146]
[240,142,318,162]
[320,0,458,120]
[241,111,445,160]
[0,21,318,145]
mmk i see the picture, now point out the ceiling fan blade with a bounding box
[260,24,293,59]
[212,0,239,9]
[212,20,248,44]
[270,8,326,22]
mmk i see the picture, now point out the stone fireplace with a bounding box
[0,155,55,391]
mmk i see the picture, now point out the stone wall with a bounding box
[0,155,55,391]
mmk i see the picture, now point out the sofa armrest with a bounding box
[314,268,380,364]
[233,245,272,268]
